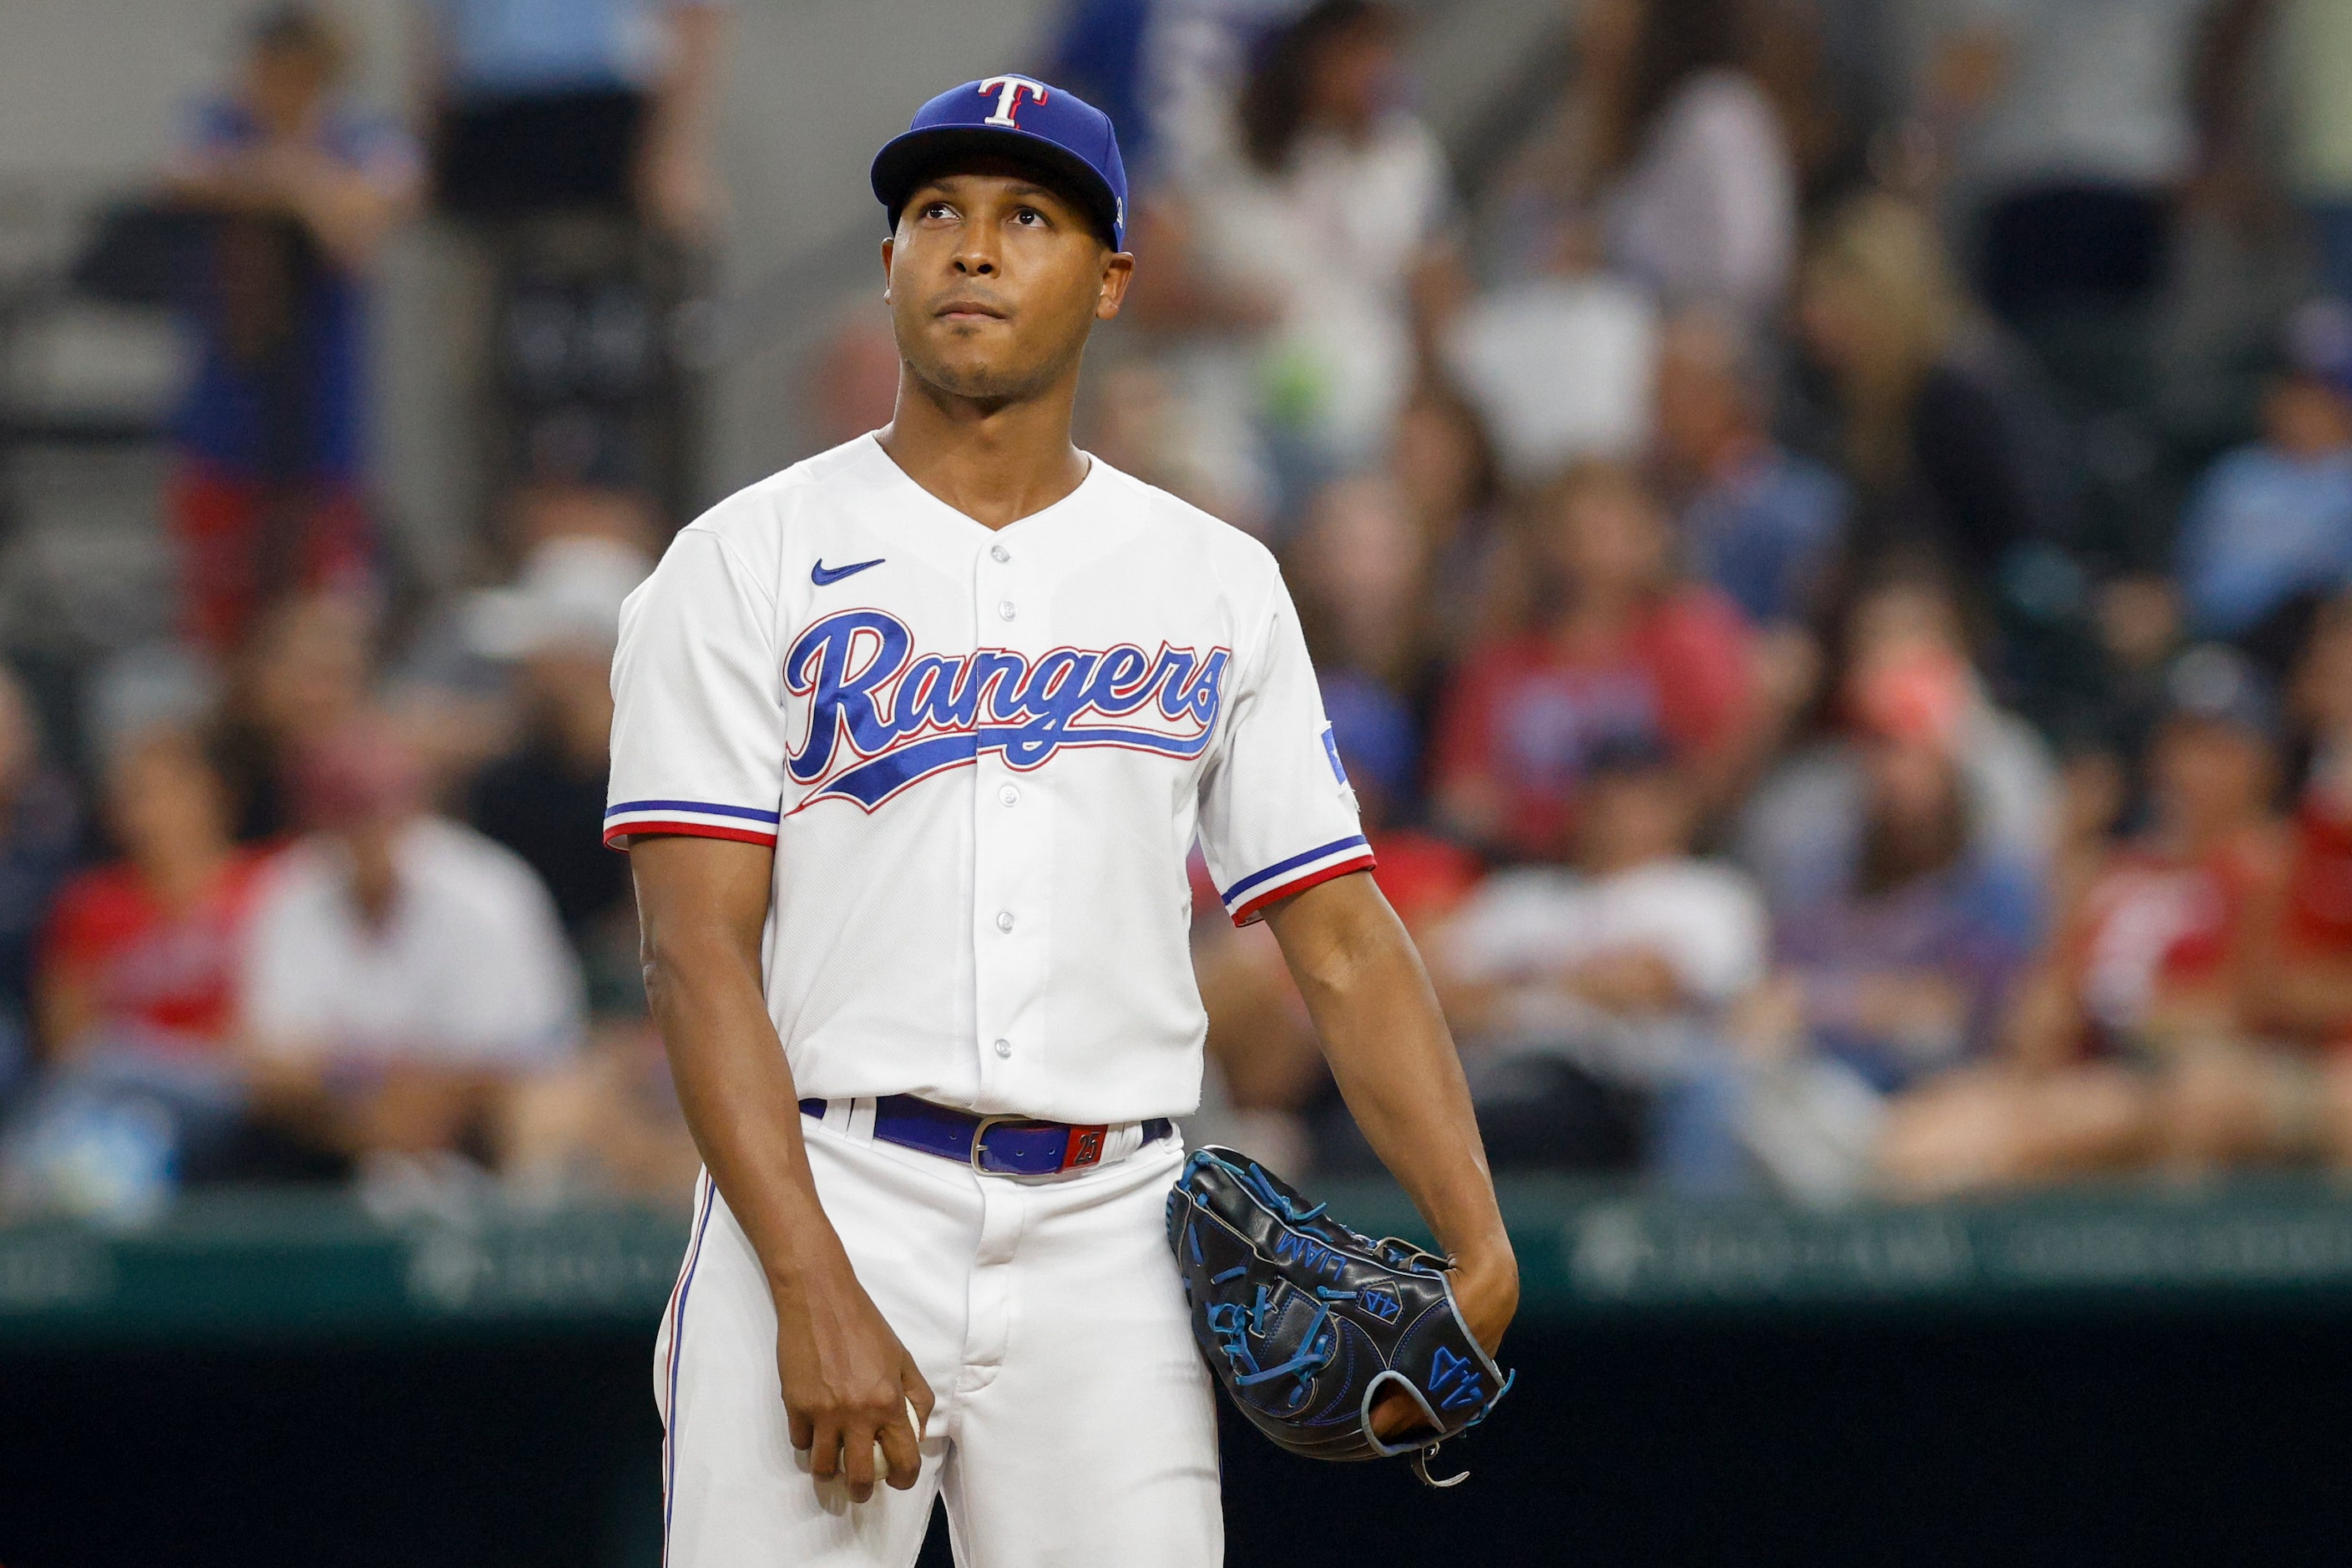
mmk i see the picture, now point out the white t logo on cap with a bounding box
[978,74,1050,128]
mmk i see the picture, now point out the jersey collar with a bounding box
[857,430,1106,544]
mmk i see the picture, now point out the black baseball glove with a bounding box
[1166,1146,1514,1487]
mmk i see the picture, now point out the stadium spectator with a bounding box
[1482,0,1795,321]
[1287,475,1430,751]
[421,0,726,235]
[1175,0,1461,480]
[1429,736,1766,1176]
[2057,574,2190,834]
[1793,192,2067,583]
[2266,597,2352,1050]
[38,731,271,1069]
[2174,301,2352,640]
[465,534,652,1007]
[160,5,422,652]
[1878,645,2283,1192]
[0,671,79,1107]
[382,482,661,798]
[1388,385,1509,657]
[205,590,376,845]
[0,733,276,1210]
[420,0,726,527]
[1752,660,2041,1100]
[1583,0,1798,324]
[1919,0,2210,327]
[1433,459,1757,862]
[241,719,582,1167]
[1651,305,1849,629]
[1737,559,2056,913]
[2150,598,2352,1170]
[2048,645,2283,1043]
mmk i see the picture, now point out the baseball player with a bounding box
[608,74,1517,1566]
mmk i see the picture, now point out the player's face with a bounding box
[883,164,1133,404]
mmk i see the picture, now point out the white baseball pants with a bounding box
[655,1114,1222,1566]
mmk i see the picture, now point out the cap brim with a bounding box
[870,125,1121,249]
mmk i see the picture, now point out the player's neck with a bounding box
[877,370,1090,531]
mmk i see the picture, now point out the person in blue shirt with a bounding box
[2176,301,2352,640]
[1652,306,1848,628]
[161,6,421,650]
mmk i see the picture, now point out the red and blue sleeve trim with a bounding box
[603,798,781,851]
[1220,834,1377,925]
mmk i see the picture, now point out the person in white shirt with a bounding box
[243,717,583,1160]
[1481,0,1798,326]
[1596,0,1798,326]
[1432,736,1767,1173]
[1167,0,1461,483]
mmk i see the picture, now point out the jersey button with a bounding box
[997,599,1017,621]
[995,910,1015,933]
[992,1038,1013,1059]
[990,544,1010,564]
[998,783,1019,807]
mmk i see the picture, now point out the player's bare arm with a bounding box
[1262,870,1520,1363]
[630,834,932,1504]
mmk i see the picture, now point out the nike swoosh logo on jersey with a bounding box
[812,556,886,585]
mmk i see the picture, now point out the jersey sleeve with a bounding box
[1195,581,1375,925]
[604,527,787,849]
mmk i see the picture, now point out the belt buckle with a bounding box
[968,1114,1026,1176]
[1063,1125,1109,1170]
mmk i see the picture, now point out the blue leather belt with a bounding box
[799,1094,1174,1177]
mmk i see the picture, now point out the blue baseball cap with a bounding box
[871,75,1128,251]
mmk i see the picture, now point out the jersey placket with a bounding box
[969,531,1055,1113]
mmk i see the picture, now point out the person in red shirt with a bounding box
[2259,597,2352,1050]
[39,727,273,1064]
[2216,596,2352,1168]
[2,727,278,1211]
[1432,458,1758,862]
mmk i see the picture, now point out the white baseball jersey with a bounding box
[604,432,1372,1125]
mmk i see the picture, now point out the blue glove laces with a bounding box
[1203,1267,1362,1409]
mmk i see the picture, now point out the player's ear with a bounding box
[1095,250,1135,322]
[880,235,896,301]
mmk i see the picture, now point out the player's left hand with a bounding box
[1368,1243,1518,1441]
[1450,1245,1520,1358]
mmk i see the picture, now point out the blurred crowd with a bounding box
[8,0,2352,1217]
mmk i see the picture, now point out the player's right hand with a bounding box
[772,1260,935,1504]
